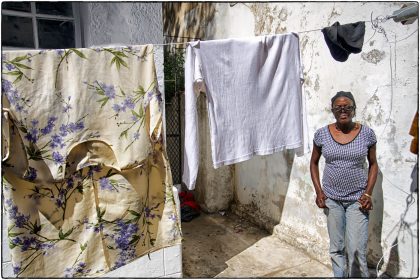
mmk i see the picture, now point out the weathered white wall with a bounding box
[186,2,417,277]
[2,2,183,278]
[80,2,164,47]
[195,95,235,213]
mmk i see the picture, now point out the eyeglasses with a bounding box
[331,105,355,113]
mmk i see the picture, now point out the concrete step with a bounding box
[216,235,333,278]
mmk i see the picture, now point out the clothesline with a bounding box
[156,15,392,47]
[157,28,418,47]
[157,27,329,46]
[156,8,418,47]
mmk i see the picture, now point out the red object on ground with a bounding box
[179,191,200,210]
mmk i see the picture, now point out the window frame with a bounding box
[2,2,82,50]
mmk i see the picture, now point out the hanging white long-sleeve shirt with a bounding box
[183,33,309,190]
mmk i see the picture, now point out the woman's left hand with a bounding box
[358,194,373,211]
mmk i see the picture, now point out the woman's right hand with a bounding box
[315,191,327,208]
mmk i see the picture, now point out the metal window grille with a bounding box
[164,40,184,185]
[163,36,198,185]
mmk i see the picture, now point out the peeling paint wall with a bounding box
[164,2,418,277]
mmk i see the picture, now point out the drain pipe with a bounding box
[390,3,419,25]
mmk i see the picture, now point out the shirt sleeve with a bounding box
[182,44,200,190]
[193,48,206,94]
[367,127,377,148]
[313,128,323,148]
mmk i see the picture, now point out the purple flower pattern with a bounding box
[14,111,86,162]
[99,177,113,191]
[87,79,158,150]
[115,220,138,250]
[110,219,139,269]
[6,63,15,71]
[40,116,58,135]
[145,207,155,219]
[123,97,135,109]
[26,53,33,62]
[101,83,116,99]
[2,79,12,92]
[25,127,38,144]
[169,214,177,222]
[11,235,55,253]
[112,103,122,113]
[8,205,30,228]
[12,110,87,162]
[63,104,72,113]
[2,47,180,277]
[2,54,34,84]
[111,96,136,114]
[52,151,64,165]
[23,167,38,182]
[99,202,163,269]
[51,134,65,148]
[13,264,21,275]
[143,91,154,109]
[2,52,89,164]
[58,121,84,137]
[6,199,58,276]
[93,223,104,233]
[66,177,74,189]
[87,165,102,177]
[64,262,92,278]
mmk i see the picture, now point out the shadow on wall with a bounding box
[367,170,384,276]
[162,3,216,41]
[382,168,418,277]
[231,150,295,233]
[370,166,419,277]
[380,193,415,277]
[194,94,235,213]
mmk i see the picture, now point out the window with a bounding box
[2,2,81,49]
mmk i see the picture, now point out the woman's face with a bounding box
[332,97,355,125]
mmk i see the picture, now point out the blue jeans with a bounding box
[325,198,370,278]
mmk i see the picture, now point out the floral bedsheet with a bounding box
[1,45,182,277]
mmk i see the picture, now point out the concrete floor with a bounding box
[181,211,333,278]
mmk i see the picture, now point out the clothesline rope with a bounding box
[156,27,327,46]
[156,12,414,47]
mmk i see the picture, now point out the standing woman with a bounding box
[310,91,379,278]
